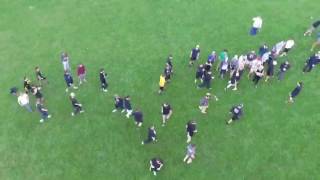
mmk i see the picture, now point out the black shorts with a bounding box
[283,48,290,53]
[159,87,164,90]
[187,131,194,137]
[232,114,239,120]
[267,68,274,76]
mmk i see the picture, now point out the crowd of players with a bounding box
[10,18,320,176]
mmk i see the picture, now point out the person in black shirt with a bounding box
[252,65,264,88]
[225,70,240,91]
[36,102,51,123]
[124,96,133,118]
[277,61,290,81]
[186,120,197,143]
[304,20,320,36]
[23,77,33,93]
[194,64,205,84]
[227,104,244,125]
[132,109,143,127]
[112,95,124,113]
[189,45,200,66]
[69,92,84,116]
[32,86,44,104]
[142,125,157,145]
[35,66,48,86]
[287,82,303,103]
[167,54,173,73]
[164,64,172,82]
[302,54,320,73]
[198,71,214,89]
[99,68,108,92]
[161,103,172,126]
[149,158,164,176]
[264,55,275,82]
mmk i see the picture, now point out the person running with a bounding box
[35,66,48,86]
[132,109,143,127]
[124,96,133,118]
[189,45,200,66]
[250,16,263,36]
[99,68,108,92]
[186,120,197,143]
[194,64,205,84]
[61,52,71,72]
[112,95,124,113]
[17,92,32,112]
[158,74,166,94]
[304,20,320,36]
[149,158,164,176]
[77,64,87,85]
[311,32,320,51]
[227,104,244,125]
[142,126,157,145]
[199,93,218,114]
[225,70,240,91]
[36,102,51,123]
[64,72,78,92]
[252,65,264,88]
[277,61,290,81]
[69,92,84,116]
[183,144,196,164]
[287,82,303,103]
[161,103,172,126]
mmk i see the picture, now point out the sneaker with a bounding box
[103,89,108,92]
[71,112,75,116]
[153,171,157,176]
[232,88,237,91]
[73,86,78,89]
[40,119,44,123]
[141,141,144,145]
[65,88,69,92]
[80,110,84,113]
[48,115,52,118]
[121,109,125,113]
[112,109,117,113]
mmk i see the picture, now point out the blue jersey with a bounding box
[64,74,73,85]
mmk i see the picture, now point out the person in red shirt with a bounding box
[77,64,86,85]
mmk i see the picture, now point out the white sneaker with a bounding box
[141,141,144,145]
[121,109,125,113]
[40,119,44,123]
[73,86,78,89]
[71,112,75,116]
[112,109,117,113]
[48,115,52,118]
[80,110,84,113]
[65,88,69,92]
[232,88,237,91]
[103,89,108,92]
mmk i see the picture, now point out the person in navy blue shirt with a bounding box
[186,120,197,143]
[36,102,51,123]
[189,45,200,66]
[161,103,172,126]
[142,125,157,145]
[149,158,164,176]
[64,72,78,92]
[124,96,133,118]
[303,54,320,73]
[164,64,172,82]
[277,61,290,81]
[198,71,214,89]
[258,43,269,58]
[69,92,84,116]
[207,51,216,64]
[227,104,244,125]
[99,68,108,92]
[112,95,124,113]
[132,109,143,127]
[166,54,173,72]
[287,82,303,103]
[225,70,240,91]
[194,64,205,84]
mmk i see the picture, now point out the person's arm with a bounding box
[17,98,22,106]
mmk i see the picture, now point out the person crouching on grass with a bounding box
[69,92,84,116]
[35,66,48,86]
[77,64,87,85]
[149,158,164,176]
[132,108,143,127]
[287,82,303,104]
[199,93,218,114]
[64,72,78,92]
[158,74,166,94]
[227,104,244,125]
[142,125,157,145]
[183,144,196,164]
[186,120,197,143]
[161,103,173,126]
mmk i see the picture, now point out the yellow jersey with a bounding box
[159,75,166,87]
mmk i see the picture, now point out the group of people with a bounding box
[10,17,320,176]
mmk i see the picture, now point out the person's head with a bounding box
[100,68,104,73]
[150,125,155,130]
[196,44,200,49]
[211,51,216,55]
[168,54,173,59]
[233,55,238,59]
[79,64,83,67]
[298,81,303,87]
[163,103,168,107]
[126,96,130,100]
[224,49,228,52]
[70,92,76,98]
[35,66,40,71]
[239,103,244,108]
[285,61,289,64]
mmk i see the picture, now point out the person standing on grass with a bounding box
[64,72,78,92]
[17,92,32,112]
[252,65,264,88]
[207,51,217,64]
[304,20,320,36]
[186,120,197,143]
[198,71,214,89]
[124,96,133,118]
[142,126,157,145]
[99,68,108,92]
[217,49,228,71]
[194,64,205,84]
[258,43,269,58]
[189,45,200,66]
[149,158,164,176]
[166,54,173,72]
[250,16,263,36]
[161,103,172,126]
[229,55,239,77]
[36,102,51,123]
[311,32,320,52]
[199,93,218,114]
[32,86,44,104]
[23,77,33,93]
[183,144,196,164]
[70,92,84,116]
[112,95,124,113]
[272,41,286,57]
[277,61,290,81]
[77,64,87,85]
[61,52,71,72]
[132,108,143,127]
[264,56,275,82]
[158,74,166,94]
[287,82,303,103]
[225,70,240,91]
[227,104,244,125]
[219,60,229,79]
[164,64,172,83]
[280,39,295,57]
[35,66,48,86]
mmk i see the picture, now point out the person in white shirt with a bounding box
[280,39,295,57]
[17,92,32,112]
[272,41,286,57]
[250,16,263,36]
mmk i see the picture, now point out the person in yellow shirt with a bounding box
[159,74,166,94]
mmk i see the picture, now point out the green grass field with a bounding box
[1,0,320,179]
